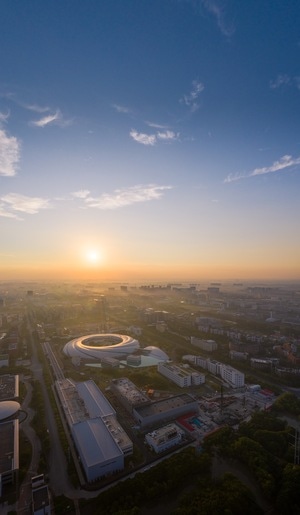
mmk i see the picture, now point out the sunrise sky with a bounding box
[1,1,300,282]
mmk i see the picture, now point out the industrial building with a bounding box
[157,362,205,387]
[55,378,133,482]
[145,423,184,453]
[110,377,150,413]
[133,394,198,428]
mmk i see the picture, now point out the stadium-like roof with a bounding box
[63,333,140,360]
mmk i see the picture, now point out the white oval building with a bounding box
[0,401,20,421]
[63,333,140,360]
[143,346,169,362]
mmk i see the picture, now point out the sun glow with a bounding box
[81,247,104,267]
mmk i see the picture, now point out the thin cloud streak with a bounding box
[201,0,235,37]
[0,129,21,177]
[30,109,72,128]
[112,104,131,114]
[181,80,204,112]
[76,184,172,210]
[224,155,300,183]
[0,205,23,220]
[1,193,51,214]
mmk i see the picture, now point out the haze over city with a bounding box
[1,1,300,282]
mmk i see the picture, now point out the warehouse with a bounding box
[55,378,132,482]
[133,393,198,428]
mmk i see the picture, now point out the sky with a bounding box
[1,0,300,283]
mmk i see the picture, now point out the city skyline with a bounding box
[1,1,300,282]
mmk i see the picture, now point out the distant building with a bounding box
[229,350,248,361]
[220,364,244,388]
[0,354,9,368]
[191,337,218,352]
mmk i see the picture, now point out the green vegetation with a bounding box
[30,379,50,471]
[174,473,262,515]
[81,449,211,514]
[203,408,300,513]
[272,392,300,417]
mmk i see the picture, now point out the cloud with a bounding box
[0,110,10,123]
[269,74,291,89]
[224,155,300,183]
[0,129,21,177]
[30,109,71,128]
[130,128,179,145]
[180,80,204,112]
[146,121,170,129]
[71,190,90,199]
[112,104,131,114]
[23,103,50,113]
[130,129,157,146]
[77,184,172,210]
[157,130,179,141]
[201,0,235,37]
[1,193,51,214]
[0,204,23,220]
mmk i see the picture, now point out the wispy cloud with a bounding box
[0,129,21,177]
[130,128,179,145]
[74,184,172,210]
[157,130,179,141]
[23,103,50,113]
[146,121,170,129]
[30,109,72,128]
[71,190,90,199]
[112,103,131,114]
[130,129,157,146]
[224,155,300,183]
[269,74,291,89]
[0,204,22,220]
[1,193,51,214]
[180,80,204,112]
[0,110,10,123]
[201,0,235,37]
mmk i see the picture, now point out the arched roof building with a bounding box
[63,333,140,360]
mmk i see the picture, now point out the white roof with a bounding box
[144,346,169,361]
[0,401,20,420]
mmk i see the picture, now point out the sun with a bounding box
[83,248,103,266]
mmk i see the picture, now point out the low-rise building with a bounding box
[191,337,218,352]
[145,424,184,453]
[133,393,198,428]
[157,362,205,388]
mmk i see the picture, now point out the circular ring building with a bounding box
[63,333,140,360]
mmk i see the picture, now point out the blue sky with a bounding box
[1,0,300,281]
